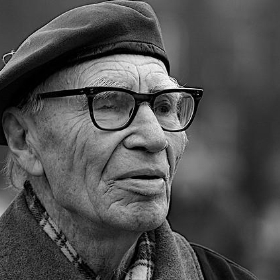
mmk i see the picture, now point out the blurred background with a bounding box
[0,0,279,278]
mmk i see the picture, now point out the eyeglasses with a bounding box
[38,86,203,132]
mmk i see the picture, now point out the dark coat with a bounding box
[0,192,258,280]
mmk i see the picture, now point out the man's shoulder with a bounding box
[173,232,258,280]
[191,243,258,280]
[0,192,24,249]
[0,192,27,278]
[0,192,85,280]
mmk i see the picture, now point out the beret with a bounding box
[0,0,170,145]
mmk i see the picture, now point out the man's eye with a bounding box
[95,103,118,111]
[94,95,117,110]
[155,100,174,115]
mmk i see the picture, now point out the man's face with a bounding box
[33,54,187,233]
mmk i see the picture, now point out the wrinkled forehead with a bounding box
[36,54,177,94]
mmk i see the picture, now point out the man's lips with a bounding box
[112,168,168,181]
[107,168,169,196]
[115,178,166,196]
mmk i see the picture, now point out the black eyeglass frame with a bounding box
[38,86,203,132]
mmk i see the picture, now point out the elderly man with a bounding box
[0,1,257,280]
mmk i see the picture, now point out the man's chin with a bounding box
[107,203,168,233]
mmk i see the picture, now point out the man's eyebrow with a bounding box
[150,76,181,93]
[88,76,181,92]
[88,77,129,88]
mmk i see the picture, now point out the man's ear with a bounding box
[2,108,44,176]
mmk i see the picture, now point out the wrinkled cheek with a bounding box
[99,182,131,208]
[165,182,172,206]
[86,180,169,231]
[93,180,169,211]
[172,132,187,173]
[86,181,118,212]
[177,132,187,157]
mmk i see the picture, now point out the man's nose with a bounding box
[123,104,168,153]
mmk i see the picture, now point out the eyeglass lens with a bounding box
[92,90,194,131]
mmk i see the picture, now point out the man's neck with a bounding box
[60,214,139,280]
[29,178,141,280]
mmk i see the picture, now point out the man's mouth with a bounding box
[114,169,168,181]
[128,175,161,180]
[107,169,169,196]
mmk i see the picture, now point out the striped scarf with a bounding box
[24,181,155,280]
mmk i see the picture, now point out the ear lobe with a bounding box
[2,109,44,176]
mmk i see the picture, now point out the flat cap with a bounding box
[0,0,169,145]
